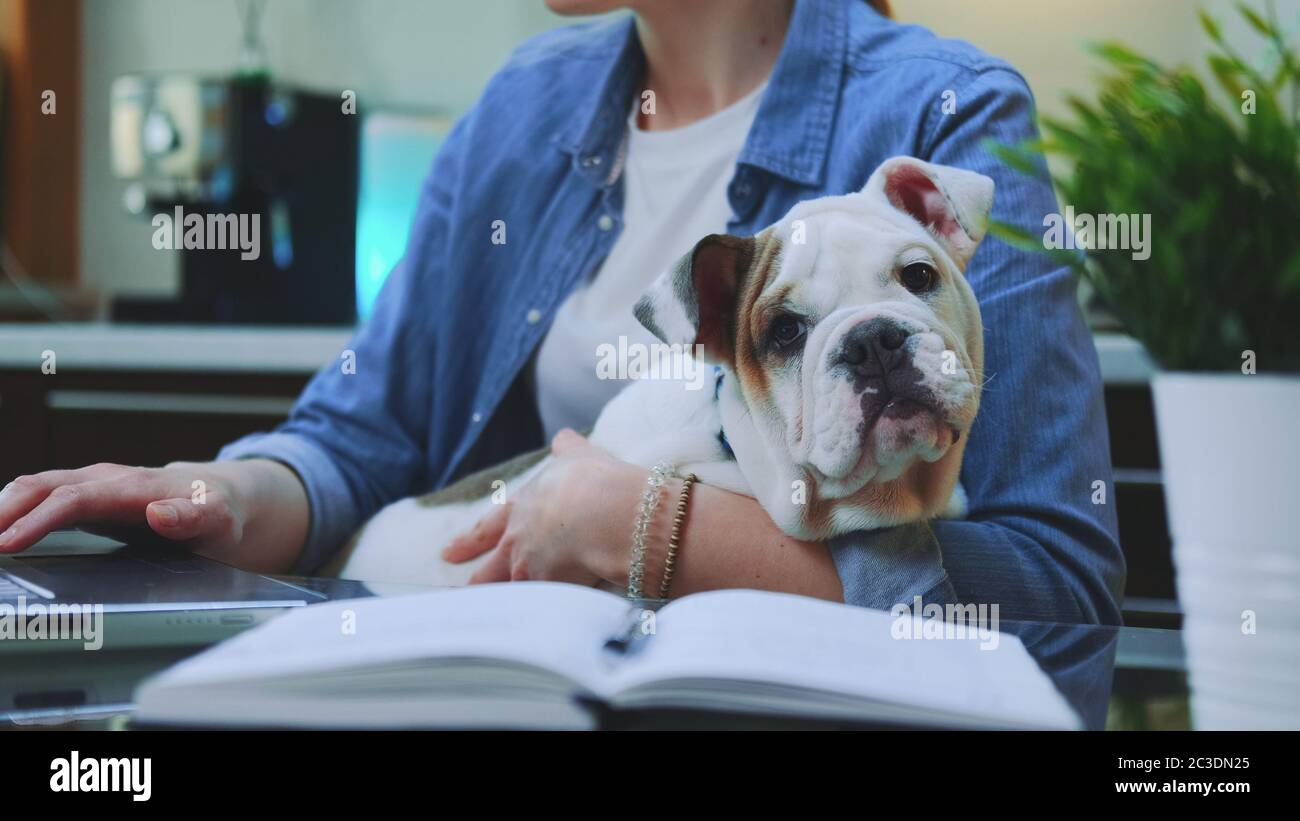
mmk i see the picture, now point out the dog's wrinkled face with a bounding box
[635,157,991,539]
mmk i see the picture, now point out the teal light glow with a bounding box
[355,112,449,318]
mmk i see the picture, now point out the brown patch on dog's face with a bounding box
[790,442,966,538]
[633,233,757,367]
[729,229,784,407]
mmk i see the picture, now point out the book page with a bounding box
[611,589,1078,728]
[140,582,631,694]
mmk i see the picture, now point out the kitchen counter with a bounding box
[0,323,1157,383]
[0,324,353,373]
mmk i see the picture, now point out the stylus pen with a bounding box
[602,606,656,660]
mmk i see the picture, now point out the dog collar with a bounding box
[714,367,734,459]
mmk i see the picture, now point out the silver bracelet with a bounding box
[628,461,674,598]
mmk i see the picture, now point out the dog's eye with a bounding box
[900,262,939,295]
[768,314,807,351]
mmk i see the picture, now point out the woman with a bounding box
[0,0,1123,622]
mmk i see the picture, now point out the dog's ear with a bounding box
[862,156,994,268]
[634,233,754,365]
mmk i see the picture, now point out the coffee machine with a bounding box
[110,74,359,325]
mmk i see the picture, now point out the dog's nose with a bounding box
[837,319,911,372]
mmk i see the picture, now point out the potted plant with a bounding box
[991,1,1300,729]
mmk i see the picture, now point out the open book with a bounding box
[133,583,1079,729]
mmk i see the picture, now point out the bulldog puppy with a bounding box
[336,156,990,587]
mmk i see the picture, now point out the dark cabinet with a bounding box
[0,369,311,481]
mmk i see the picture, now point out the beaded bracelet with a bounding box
[658,473,698,599]
[627,461,674,598]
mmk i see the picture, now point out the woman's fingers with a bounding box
[0,474,167,553]
[0,464,134,542]
[468,539,515,585]
[146,496,239,543]
[0,468,237,554]
[551,428,613,462]
[550,428,587,455]
[442,503,510,563]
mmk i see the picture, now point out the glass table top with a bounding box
[1,575,1191,730]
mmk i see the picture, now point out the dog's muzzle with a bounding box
[801,312,967,489]
[832,317,942,431]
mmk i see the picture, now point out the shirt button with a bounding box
[471,412,482,423]
[582,155,602,168]
[597,214,614,231]
[526,308,543,325]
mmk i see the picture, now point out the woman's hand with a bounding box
[442,428,842,601]
[0,459,309,573]
[442,429,642,586]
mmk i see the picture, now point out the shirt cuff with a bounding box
[827,521,957,610]
[217,431,360,575]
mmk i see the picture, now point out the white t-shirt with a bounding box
[535,83,766,440]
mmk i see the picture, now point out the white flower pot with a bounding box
[1152,373,1300,729]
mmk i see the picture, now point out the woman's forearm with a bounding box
[635,478,843,602]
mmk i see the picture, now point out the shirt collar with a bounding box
[740,0,848,187]
[553,16,645,187]
[556,0,849,189]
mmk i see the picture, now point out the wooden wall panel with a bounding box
[0,0,81,285]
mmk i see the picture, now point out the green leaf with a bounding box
[1198,10,1224,44]
[1208,53,1247,97]
[1089,41,1161,73]
[987,221,1083,270]
[982,139,1042,177]
[1236,2,1275,37]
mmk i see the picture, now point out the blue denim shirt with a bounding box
[220,0,1124,623]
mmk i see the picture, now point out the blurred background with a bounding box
[0,0,1270,318]
[0,0,1284,640]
